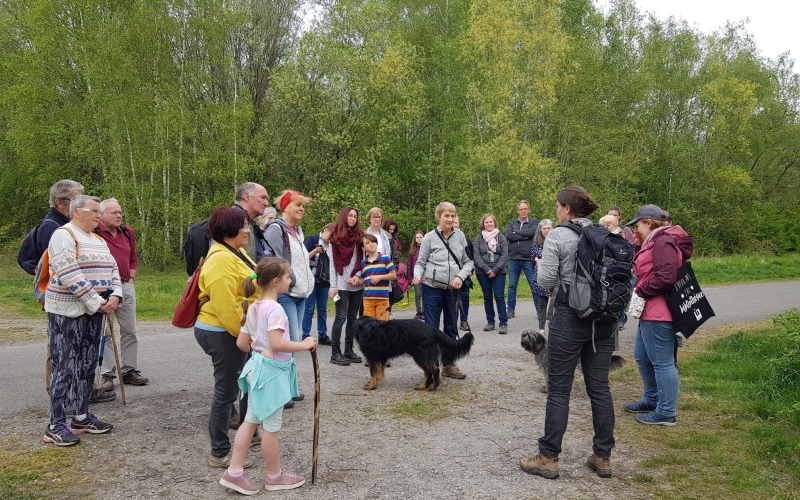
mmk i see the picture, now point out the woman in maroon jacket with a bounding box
[623,205,693,427]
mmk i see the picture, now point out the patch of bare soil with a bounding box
[2,316,652,500]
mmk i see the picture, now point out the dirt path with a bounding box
[2,280,798,499]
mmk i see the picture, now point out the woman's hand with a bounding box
[99,296,120,315]
[450,276,463,289]
[412,275,422,285]
[328,289,338,299]
[486,270,496,278]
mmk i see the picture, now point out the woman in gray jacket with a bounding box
[412,202,474,379]
[473,214,509,334]
[520,186,616,480]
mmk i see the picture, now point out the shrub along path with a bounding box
[0,280,798,499]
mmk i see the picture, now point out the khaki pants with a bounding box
[101,282,138,377]
[362,298,390,321]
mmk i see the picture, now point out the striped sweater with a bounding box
[44,223,123,318]
[360,254,395,299]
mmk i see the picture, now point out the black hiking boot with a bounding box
[330,345,350,366]
[344,342,362,364]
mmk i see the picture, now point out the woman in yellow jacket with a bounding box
[194,206,260,468]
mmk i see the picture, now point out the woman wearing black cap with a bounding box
[623,204,693,428]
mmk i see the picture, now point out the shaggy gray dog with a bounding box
[520,330,626,393]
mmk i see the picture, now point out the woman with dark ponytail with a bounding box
[520,186,617,480]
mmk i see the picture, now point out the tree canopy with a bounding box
[1,0,798,265]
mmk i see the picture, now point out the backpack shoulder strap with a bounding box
[562,221,583,236]
[58,226,81,257]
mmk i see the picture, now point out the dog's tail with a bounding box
[611,354,627,371]
[436,331,474,361]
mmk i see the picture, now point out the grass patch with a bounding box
[618,313,800,499]
[692,253,800,285]
[0,438,90,499]
[382,385,465,422]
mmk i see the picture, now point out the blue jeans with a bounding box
[476,273,507,326]
[633,320,679,417]
[278,293,307,342]
[539,305,616,459]
[302,283,330,340]
[507,259,536,311]
[458,286,470,322]
[422,284,459,341]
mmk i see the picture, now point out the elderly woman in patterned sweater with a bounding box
[43,195,123,447]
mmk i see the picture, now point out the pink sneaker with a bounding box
[220,470,260,495]
[264,468,305,491]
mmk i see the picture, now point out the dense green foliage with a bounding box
[1,0,799,266]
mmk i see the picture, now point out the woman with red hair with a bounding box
[263,190,314,407]
[326,207,366,366]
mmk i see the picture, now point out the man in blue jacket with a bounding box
[18,179,84,275]
[504,200,539,318]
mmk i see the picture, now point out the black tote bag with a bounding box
[665,261,715,338]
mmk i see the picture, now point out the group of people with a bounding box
[25,178,693,491]
[19,180,148,447]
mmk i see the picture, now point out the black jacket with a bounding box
[505,217,539,261]
[304,234,331,287]
[18,208,70,275]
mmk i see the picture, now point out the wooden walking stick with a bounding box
[107,315,127,405]
[311,348,321,484]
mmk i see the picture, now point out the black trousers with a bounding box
[194,327,247,458]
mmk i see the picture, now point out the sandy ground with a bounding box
[2,280,798,499]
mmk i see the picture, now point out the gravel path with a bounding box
[2,280,798,499]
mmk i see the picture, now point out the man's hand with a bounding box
[99,296,120,315]
[450,276,463,289]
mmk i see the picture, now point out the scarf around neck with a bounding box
[332,227,362,276]
[481,228,500,252]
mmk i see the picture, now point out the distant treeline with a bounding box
[1,0,798,266]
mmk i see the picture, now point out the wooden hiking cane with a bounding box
[311,348,321,484]
[108,315,127,405]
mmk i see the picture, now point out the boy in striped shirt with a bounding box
[360,234,397,321]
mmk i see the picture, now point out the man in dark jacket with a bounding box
[184,182,269,275]
[504,200,539,318]
[18,179,84,275]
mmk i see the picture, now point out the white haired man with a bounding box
[97,198,149,390]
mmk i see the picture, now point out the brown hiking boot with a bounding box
[442,364,466,379]
[122,369,149,386]
[586,453,612,478]
[520,453,559,479]
[99,375,115,392]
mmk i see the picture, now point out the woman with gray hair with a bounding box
[530,219,554,333]
[412,202,474,379]
[43,195,123,446]
[259,207,277,231]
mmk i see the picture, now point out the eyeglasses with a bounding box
[77,208,100,214]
